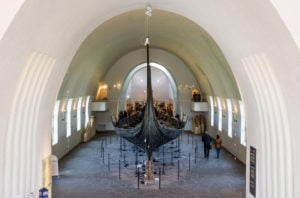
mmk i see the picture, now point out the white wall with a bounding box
[51,98,87,160]
[208,98,247,164]
[0,0,25,40]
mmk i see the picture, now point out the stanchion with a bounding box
[135,151,139,175]
[195,141,198,158]
[98,140,101,154]
[162,144,165,175]
[135,152,138,165]
[119,137,122,152]
[192,135,194,147]
[159,167,161,189]
[189,153,191,172]
[119,160,121,179]
[108,153,110,172]
[137,168,140,189]
[123,153,126,166]
[177,160,180,180]
[123,138,126,151]
[135,163,138,176]
[102,149,105,164]
[194,147,197,164]
[178,137,181,158]
[101,141,104,158]
[181,133,183,142]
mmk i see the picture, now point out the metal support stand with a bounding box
[123,153,126,166]
[102,147,105,164]
[159,167,161,189]
[178,137,181,158]
[108,153,110,172]
[162,144,165,175]
[194,147,197,164]
[177,160,180,180]
[120,138,122,157]
[101,141,104,158]
[119,160,121,179]
[192,135,194,147]
[189,153,191,172]
[137,168,140,189]
[135,152,138,165]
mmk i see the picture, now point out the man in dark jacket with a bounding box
[202,131,211,159]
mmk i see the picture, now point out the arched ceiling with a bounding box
[58,9,241,100]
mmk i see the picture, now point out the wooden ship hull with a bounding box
[112,11,187,180]
[113,42,186,159]
[113,107,185,159]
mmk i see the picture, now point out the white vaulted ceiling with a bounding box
[58,9,240,100]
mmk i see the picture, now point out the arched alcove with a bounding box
[119,62,180,113]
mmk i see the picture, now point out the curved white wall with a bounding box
[1,1,300,197]
[270,0,300,50]
[0,0,25,40]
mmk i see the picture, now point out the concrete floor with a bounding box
[52,131,246,198]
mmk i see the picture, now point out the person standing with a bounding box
[202,131,211,159]
[214,135,222,159]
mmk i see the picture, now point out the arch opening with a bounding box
[119,62,180,114]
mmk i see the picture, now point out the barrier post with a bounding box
[137,168,140,189]
[119,160,121,179]
[177,160,180,180]
[159,167,161,189]
[189,153,191,172]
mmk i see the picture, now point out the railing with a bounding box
[190,101,209,112]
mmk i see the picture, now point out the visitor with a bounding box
[214,135,222,159]
[202,131,211,159]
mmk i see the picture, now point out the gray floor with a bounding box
[52,131,246,198]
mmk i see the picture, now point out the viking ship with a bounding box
[112,5,187,181]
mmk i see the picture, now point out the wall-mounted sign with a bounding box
[250,146,256,197]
